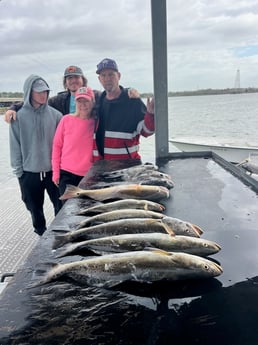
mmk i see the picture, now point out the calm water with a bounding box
[168,92,258,140]
[1,92,258,181]
[140,92,258,160]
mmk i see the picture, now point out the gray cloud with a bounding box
[1,0,258,93]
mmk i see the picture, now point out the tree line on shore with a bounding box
[141,87,258,97]
[1,87,258,99]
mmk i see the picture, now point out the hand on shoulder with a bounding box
[4,110,17,123]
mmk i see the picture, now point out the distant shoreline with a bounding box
[141,87,258,97]
[1,87,258,107]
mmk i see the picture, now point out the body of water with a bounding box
[140,92,258,160]
[1,92,258,180]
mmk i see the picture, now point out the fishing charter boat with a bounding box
[169,137,258,164]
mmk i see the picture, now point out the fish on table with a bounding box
[91,176,174,190]
[52,218,175,249]
[101,163,159,179]
[56,233,221,258]
[76,209,165,229]
[37,249,223,289]
[76,209,204,237]
[100,169,175,189]
[77,199,165,216]
[59,184,170,202]
[52,217,202,249]
[137,177,174,189]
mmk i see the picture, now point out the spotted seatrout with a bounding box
[76,210,203,238]
[77,199,165,215]
[59,184,170,202]
[77,209,165,229]
[101,163,158,179]
[57,233,221,258]
[52,218,175,249]
[101,169,175,189]
[38,249,223,288]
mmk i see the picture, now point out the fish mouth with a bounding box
[214,262,223,274]
[207,258,223,275]
[215,243,221,251]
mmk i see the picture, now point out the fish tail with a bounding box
[56,248,70,258]
[27,263,60,289]
[36,263,65,286]
[59,184,83,200]
[52,235,69,249]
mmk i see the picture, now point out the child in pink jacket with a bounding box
[52,86,95,197]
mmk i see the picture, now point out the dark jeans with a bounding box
[18,171,62,233]
[59,170,84,199]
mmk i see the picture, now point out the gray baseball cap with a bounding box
[64,65,83,77]
[32,79,50,92]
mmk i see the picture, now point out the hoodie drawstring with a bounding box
[40,172,46,181]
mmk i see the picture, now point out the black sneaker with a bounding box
[34,227,46,236]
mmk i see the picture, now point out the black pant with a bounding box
[18,171,62,232]
[59,170,84,199]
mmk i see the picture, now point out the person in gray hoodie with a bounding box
[9,74,63,236]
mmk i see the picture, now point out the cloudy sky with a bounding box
[1,0,258,95]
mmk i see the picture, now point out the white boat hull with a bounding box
[169,137,258,163]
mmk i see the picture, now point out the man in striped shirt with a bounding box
[93,58,155,161]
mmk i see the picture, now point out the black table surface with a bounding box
[1,156,258,345]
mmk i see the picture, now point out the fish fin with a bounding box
[192,224,204,235]
[159,204,166,211]
[55,244,76,258]
[160,220,176,236]
[102,280,126,289]
[52,235,70,249]
[51,229,70,233]
[59,184,84,200]
[143,247,173,256]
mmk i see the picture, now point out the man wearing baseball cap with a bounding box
[9,75,63,236]
[32,79,50,92]
[93,58,155,161]
[5,65,100,120]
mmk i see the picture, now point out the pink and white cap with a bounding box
[75,87,94,101]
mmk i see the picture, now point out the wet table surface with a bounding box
[1,157,258,345]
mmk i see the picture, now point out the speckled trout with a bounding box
[100,169,175,189]
[53,215,202,249]
[38,249,223,288]
[101,163,158,179]
[57,233,221,258]
[59,184,170,202]
[77,199,165,215]
[76,209,165,229]
[76,210,203,237]
[52,218,175,249]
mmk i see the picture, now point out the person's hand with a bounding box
[147,97,155,114]
[53,178,59,187]
[4,110,17,123]
[128,88,140,98]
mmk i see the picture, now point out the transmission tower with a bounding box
[234,69,240,89]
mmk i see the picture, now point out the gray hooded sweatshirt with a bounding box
[9,74,62,178]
